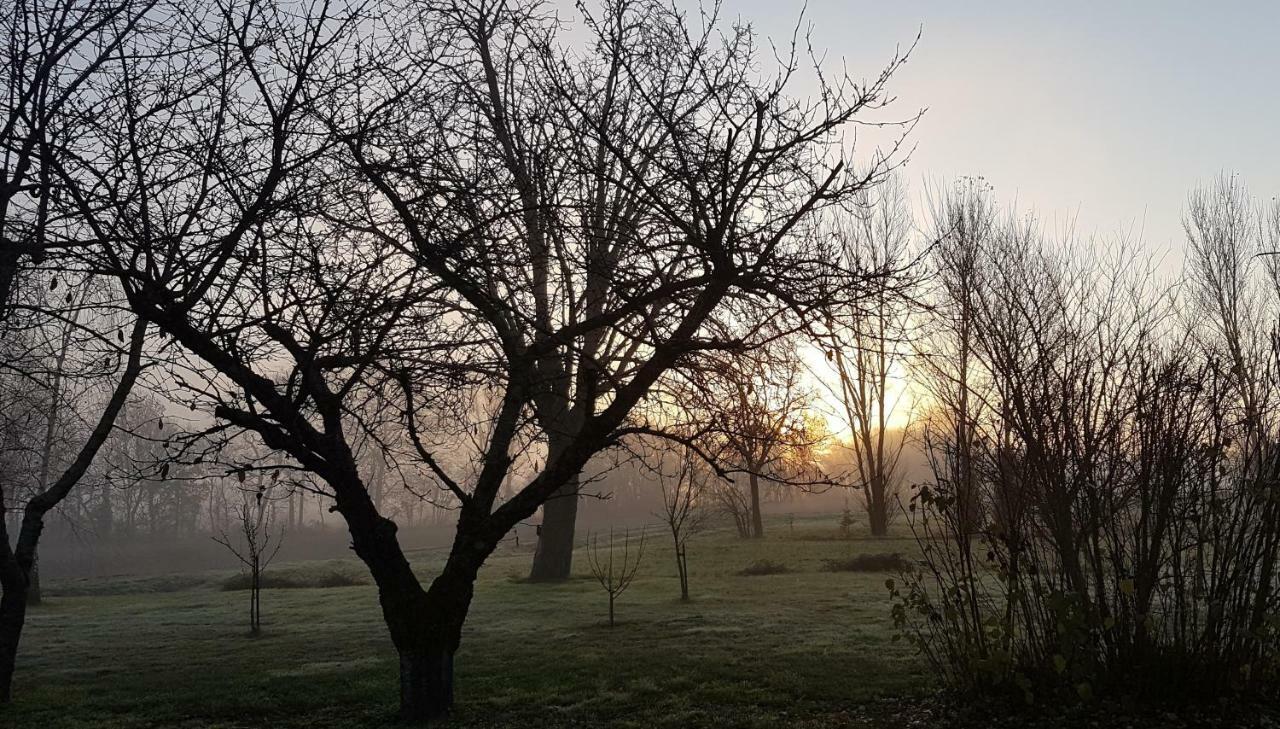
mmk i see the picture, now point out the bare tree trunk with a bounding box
[0,541,27,703]
[676,546,689,601]
[748,473,764,539]
[529,433,580,581]
[868,501,889,537]
[336,474,488,721]
[868,477,889,537]
[24,559,39,607]
[250,555,260,634]
[528,477,579,581]
[388,572,474,721]
[399,646,455,721]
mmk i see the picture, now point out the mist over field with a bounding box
[3,1,1280,727]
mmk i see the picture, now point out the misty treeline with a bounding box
[7,0,1273,720]
[893,174,1280,703]
[0,0,915,719]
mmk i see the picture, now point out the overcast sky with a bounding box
[717,0,1280,255]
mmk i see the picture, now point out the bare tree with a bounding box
[214,485,284,635]
[817,176,916,536]
[60,0,914,718]
[0,0,159,696]
[585,527,646,627]
[914,177,1000,539]
[693,341,828,538]
[0,299,146,701]
[654,449,708,601]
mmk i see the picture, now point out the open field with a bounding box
[6,514,929,728]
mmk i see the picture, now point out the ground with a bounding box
[13,515,1274,728]
[7,514,928,728]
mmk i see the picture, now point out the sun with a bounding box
[800,344,922,446]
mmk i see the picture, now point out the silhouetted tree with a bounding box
[817,175,916,536]
[214,484,284,634]
[586,527,646,627]
[655,449,708,601]
[61,0,913,719]
[693,340,828,538]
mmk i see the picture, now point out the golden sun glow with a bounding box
[800,345,923,446]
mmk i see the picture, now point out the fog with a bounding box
[2,1,1278,727]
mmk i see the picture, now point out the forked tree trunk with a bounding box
[388,575,474,722]
[341,485,485,723]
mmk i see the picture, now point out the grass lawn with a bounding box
[6,514,928,728]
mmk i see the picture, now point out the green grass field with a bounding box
[6,514,929,728]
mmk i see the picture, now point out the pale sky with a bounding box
[722,0,1280,253]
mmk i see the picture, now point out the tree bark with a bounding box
[528,476,579,581]
[24,559,39,607]
[335,472,489,722]
[0,550,27,703]
[748,473,764,539]
[529,422,584,582]
[676,547,689,601]
[387,567,475,722]
[399,648,454,722]
[868,501,889,537]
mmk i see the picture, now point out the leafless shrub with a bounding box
[895,174,1280,704]
[585,528,646,627]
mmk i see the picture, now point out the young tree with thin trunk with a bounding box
[214,485,284,635]
[914,177,999,539]
[654,449,708,601]
[586,527,646,627]
[63,0,915,719]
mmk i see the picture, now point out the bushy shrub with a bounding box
[897,176,1280,705]
[222,569,368,591]
[736,559,792,576]
[821,552,910,573]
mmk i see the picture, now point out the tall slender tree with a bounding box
[817,176,916,536]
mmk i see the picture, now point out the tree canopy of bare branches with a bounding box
[39,0,914,718]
